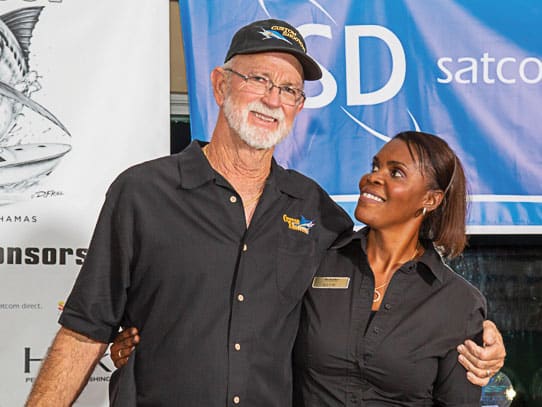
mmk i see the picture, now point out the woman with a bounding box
[110,131,502,403]
[293,131,485,405]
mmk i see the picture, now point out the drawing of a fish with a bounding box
[0,7,44,138]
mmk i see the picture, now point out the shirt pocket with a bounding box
[276,233,318,303]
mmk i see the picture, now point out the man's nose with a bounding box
[261,85,283,107]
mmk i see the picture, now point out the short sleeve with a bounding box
[59,174,135,343]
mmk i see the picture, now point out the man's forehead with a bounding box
[232,53,304,78]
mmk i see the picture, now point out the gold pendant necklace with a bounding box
[373,244,421,303]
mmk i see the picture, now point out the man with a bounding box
[26,19,504,406]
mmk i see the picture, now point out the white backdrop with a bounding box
[0,1,170,405]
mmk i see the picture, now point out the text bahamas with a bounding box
[0,215,37,223]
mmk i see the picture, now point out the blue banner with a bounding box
[178,0,542,233]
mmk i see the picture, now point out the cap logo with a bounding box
[258,27,292,44]
[260,25,306,53]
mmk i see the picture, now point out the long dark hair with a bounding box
[394,131,468,258]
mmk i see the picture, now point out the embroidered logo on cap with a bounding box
[258,28,292,45]
[283,214,315,235]
[258,25,307,53]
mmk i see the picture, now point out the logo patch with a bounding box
[258,28,292,45]
[283,214,315,235]
[258,25,306,53]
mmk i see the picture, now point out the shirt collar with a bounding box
[176,139,308,199]
[176,140,214,189]
[331,226,446,283]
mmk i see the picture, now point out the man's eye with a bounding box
[249,75,268,84]
[281,86,297,96]
[371,164,379,172]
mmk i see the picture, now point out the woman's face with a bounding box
[355,139,431,230]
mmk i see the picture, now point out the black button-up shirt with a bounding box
[60,140,353,406]
[293,228,486,406]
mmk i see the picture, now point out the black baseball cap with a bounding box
[224,19,322,81]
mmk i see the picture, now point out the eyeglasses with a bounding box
[223,68,305,107]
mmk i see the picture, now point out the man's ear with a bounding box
[211,67,228,106]
[295,97,305,114]
[423,189,444,214]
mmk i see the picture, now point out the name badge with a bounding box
[312,277,350,289]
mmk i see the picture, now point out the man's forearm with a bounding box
[26,326,108,407]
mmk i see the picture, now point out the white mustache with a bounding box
[247,100,285,122]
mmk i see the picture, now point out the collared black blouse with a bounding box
[293,228,486,406]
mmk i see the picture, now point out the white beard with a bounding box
[223,95,291,150]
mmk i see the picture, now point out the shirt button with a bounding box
[230,196,237,203]
[373,327,380,334]
[243,244,248,251]
[233,395,240,404]
[237,294,245,302]
[234,343,241,351]
[384,303,392,310]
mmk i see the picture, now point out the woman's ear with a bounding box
[423,189,444,213]
[211,67,228,106]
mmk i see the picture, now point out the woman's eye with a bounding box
[391,169,404,178]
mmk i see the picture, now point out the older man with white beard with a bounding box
[27,19,505,407]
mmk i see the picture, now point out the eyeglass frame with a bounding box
[222,68,306,106]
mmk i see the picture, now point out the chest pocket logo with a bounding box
[282,214,315,235]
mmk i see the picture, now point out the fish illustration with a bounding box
[0,6,44,138]
[258,28,292,44]
[0,142,71,186]
[0,6,71,197]
[299,216,315,229]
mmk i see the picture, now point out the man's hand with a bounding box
[110,327,140,368]
[457,320,506,386]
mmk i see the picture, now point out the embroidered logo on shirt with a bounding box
[312,277,350,289]
[283,214,315,235]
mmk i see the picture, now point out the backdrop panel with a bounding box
[178,0,542,233]
[0,1,170,405]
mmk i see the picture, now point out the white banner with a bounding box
[0,1,170,405]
